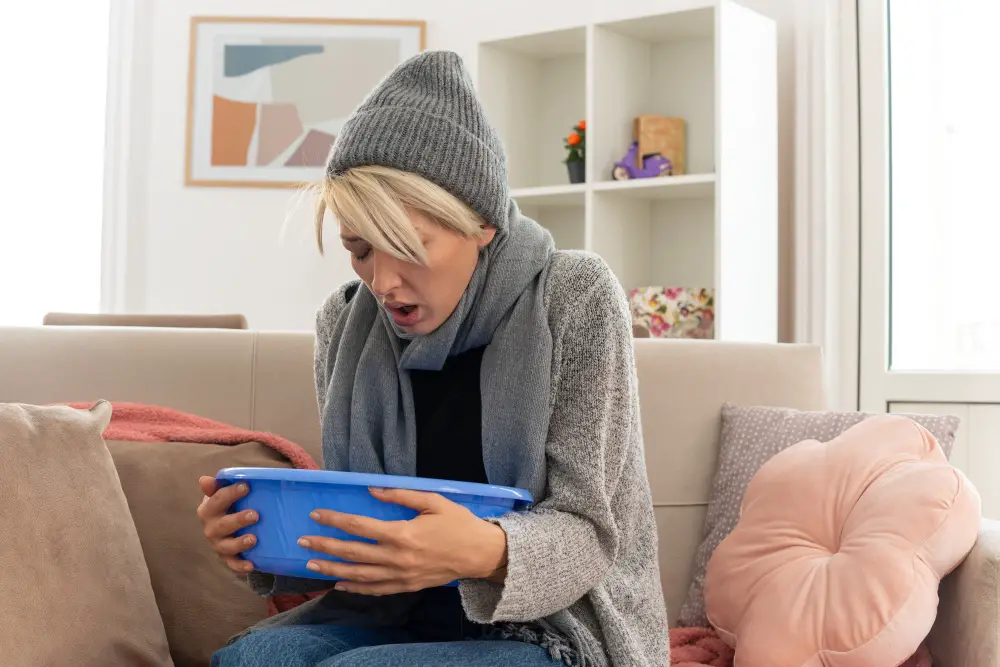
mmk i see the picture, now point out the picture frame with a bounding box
[184,17,426,188]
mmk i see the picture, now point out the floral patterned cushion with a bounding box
[628,287,714,339]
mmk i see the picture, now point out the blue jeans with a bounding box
[212,589,558,667]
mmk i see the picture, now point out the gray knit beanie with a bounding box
[326,50,510,230]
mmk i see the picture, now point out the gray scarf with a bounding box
[320,200,555,502]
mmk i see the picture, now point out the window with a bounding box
[888,0,1000,370]
[0,3,111,325]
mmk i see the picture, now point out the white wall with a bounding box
[116,0,797,332]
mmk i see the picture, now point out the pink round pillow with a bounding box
[705,415,980,667]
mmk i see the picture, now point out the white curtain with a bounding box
[0,3,111,325]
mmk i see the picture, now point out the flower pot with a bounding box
[566,160,585,184]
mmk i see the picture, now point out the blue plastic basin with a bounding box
[216,467,533,582]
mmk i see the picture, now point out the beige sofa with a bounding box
[0,325,996,665]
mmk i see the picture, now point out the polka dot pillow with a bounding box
[677,404,960,628]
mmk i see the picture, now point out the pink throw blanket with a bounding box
[670,627,734,666]
[66,401,320,470]
[670,628,933,667]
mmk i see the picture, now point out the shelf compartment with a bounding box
[591,7,716,184]
[478,27,586,190]
[591,192,715,292]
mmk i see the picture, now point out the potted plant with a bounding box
[563,120,586,184]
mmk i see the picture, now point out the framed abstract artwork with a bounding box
[185,17,425,188]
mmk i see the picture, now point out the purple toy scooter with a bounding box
[611,141,673,180]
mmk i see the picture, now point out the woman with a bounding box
[197,51,668,667]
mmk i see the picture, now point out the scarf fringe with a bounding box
[491,622,584,667]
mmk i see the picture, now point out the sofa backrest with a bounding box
[635,340,826,619]
[42,312,249,329]
[0,326,322,462]
[0,326,826,622]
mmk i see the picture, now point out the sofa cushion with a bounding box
[704,416,980,666]
[678,404,961,627]
[0,402,173,666]
[108,439,294,667]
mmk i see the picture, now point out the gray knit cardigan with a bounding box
[260,250,669,667]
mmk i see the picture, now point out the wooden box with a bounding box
[634,115,686,175]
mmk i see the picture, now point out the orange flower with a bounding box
[567,132,581,146]
[578,120,586,131]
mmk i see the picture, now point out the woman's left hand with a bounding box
[299,487,508,595]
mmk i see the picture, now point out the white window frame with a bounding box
[856,0,1000,409]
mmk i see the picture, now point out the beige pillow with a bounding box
[0,402,173,666]
[108,439,293,667]
[677,404,961,628]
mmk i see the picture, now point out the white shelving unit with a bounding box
[477,0,778,342]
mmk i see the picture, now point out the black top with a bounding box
[411,346,489,484]
[409,346,488,630]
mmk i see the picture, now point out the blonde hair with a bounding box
[315,165,485,264]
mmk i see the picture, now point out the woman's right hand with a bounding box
[197,476,259,574]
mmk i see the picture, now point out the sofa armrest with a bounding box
[928,518,1000,667]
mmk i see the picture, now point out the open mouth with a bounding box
[385,302,420,326]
